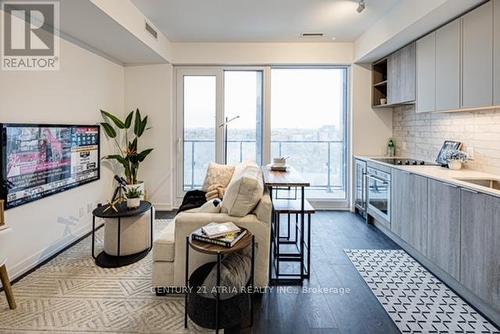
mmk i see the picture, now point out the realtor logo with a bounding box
[1,1,60,71]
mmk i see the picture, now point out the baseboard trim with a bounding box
[0,223,104,292]
[152,203,173,211]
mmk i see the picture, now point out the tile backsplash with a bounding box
[393,106,500,175]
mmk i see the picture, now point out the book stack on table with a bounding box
[192,222,247,248]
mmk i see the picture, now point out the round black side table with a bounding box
[92,201,153,268]
[184,229,255,333]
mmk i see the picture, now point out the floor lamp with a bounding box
[219,115,240,164]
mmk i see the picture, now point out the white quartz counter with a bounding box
[355,156,500,198]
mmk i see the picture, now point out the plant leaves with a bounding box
[101,110,125,129]
[134,108,142,136]
[138,116,148,137]
[137,148,153,162]
[124,111,134,129]
[100,122,116,138]
[103,154,126,165]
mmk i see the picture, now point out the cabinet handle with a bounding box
[462,188,478,194]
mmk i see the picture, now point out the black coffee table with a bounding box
[92,201,153,268]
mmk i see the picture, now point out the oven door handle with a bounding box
[367,174,389,183]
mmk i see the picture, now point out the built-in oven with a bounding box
[366,166,391,227]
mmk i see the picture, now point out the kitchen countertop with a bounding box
[356,155,500,199]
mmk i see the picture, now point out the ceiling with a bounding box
[131,0,401,43]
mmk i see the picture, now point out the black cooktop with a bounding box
[372,158,436,166]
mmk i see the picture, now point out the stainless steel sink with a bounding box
[455,178,500,190]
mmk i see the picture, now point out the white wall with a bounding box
[172,42,353,65]
[124,64,174,210]
[0,38,124,279]
[351,64,393,156]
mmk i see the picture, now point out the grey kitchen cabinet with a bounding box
[494,0,500,105]
[387,42,416,105]
[435,18,461,111]
[462,1,494,108]
[460,188,500,312]
[391,169,428,253]
[416,32,436,113]
[427,180,461,279]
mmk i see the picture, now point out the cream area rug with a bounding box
[0,219,208,334]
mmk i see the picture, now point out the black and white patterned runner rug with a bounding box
[345,249,500,334]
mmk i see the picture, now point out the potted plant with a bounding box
[126,187,143,209]
[100,108,153,197]
[445,149,470,170]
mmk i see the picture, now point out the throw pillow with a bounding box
[201,252,251,300]
[221,165,264,217]
[195,199,221,213]
[202,163,235,192]
[205,183,225,201]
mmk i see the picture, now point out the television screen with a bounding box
[1,124,100,209]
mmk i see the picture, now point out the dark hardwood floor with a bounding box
[159,210,402,334]
[249,211,401,334]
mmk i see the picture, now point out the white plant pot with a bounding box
[448,160,462,170]
[127,198,141,209]
[125,181,145,200]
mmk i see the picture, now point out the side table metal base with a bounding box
[95,249,150,268]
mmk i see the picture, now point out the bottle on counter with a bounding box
[387,138,395,157]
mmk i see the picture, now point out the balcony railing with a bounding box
[183,139,346,198]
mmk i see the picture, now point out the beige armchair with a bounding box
[0,225,16,309]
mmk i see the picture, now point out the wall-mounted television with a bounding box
[0,123,100,209]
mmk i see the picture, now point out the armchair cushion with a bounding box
[221,165,264,217]
[153,221,175,262]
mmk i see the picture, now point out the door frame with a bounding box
[174,66,269,204]
[174,65,350,209]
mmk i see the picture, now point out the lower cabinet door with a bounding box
[460,189,500,312]
[391,169,428,254]
[427,180,460,279]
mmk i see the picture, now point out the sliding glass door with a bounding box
[176,68,264,194]
[224,71,263,165]
[182,74,217,190]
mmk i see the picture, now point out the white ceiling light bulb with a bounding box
[357,0,366,13]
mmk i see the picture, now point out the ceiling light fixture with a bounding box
[357,0,366,13]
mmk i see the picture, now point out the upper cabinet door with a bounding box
[388,43,416,105]
[494,0,500,105]
[416,32,436,113]
[399,42,416,104]
[387,49,400,105]
[462,1,493,108]
[436,19,461,111]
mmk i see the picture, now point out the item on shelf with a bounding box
[380,98,387,105]
[126,186,143,209]
[100,108,153,194]
[436,140,462,166]
[192,228,247,248]
[387,138,396,157]
[202,222,241,238]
